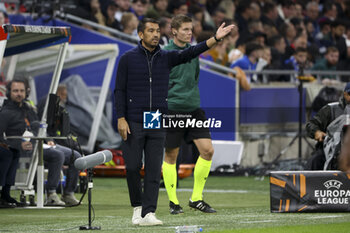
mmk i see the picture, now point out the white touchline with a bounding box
[240,220,277,223]
[306,215,344,219]
[159,188,248,193]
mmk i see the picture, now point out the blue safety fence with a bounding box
[240,87,306,124]
[199,68,237,140]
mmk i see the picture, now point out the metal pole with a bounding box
[298,81,303,163]
[84,54,117,153]
[0,40,7,74]
[88,172,92,228]
[36,139,44,208]
[79,169,101,230]
[35,42,69,207]
[39,42,69,129]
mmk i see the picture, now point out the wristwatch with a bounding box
[214,34,223,42]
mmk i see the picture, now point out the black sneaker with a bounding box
[189,200,216,213]
[0,198,16,208]
[169,201,184,215]
[3,196,27,207]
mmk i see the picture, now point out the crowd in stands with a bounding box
[3,0,350,84]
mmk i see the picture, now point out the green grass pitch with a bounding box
[1,176,350,232]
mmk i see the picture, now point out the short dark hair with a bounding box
[326,46,339,54]
[323,1,336,14]
[188,4,203,16]
[171,14,192,30]
[267,35,283,47]
[159,17,170,29]
[262,2,276,15]
[278,22,290,37]
[196,30,214,43]
[318,18,332,29]
[294,47,307,54]
[7,78,27,91]
[281,0,294,8]
[213,7,226,16]
[290,17,302,27]
[132,0,148,4]
[247,19,262,31]
[236,0,252,13]
[167,0,187,14]
[137,18,160,33]
[245,42,264,56]
[331,19,347,28]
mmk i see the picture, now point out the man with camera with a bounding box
[306,83,350,170]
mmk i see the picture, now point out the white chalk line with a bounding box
[240,220,277,223]
[305,215,344,219]
[159,188,248,193]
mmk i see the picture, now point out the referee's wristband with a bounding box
[214,35,223,42]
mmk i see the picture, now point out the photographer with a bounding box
[306,83,350,170]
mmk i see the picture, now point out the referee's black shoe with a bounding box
[169,201,184,215]
[189,200,216,213]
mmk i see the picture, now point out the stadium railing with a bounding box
[60,12,350,83]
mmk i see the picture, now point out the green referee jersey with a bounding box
[164,40,201,112]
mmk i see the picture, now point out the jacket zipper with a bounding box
[144,48,160,111]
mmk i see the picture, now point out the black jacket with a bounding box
[114,40,209,123]
[0,100,39,151]
[306,96,347,139]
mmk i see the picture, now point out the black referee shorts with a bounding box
[165,108,211,148]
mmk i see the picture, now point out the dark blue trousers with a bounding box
[0,147,20,186]
[122,122,165,217]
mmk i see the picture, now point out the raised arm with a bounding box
[168,22,236,67]
[206,22,236,48]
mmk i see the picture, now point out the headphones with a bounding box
[6,79,29,99]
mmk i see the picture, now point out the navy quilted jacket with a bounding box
[115,40,209,123]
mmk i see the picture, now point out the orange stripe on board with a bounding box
[298,205,308,212]
[333,173,338,176]
[347,174,350,180]
[300,174,306,198]
[285,199,290,212]
[279,199,282,212]
[270,177,286,188]
[293,174,296,186]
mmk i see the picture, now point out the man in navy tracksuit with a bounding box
[114,17,234,226]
